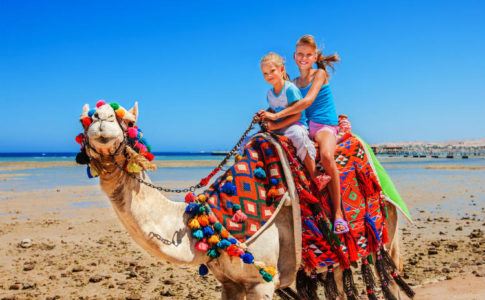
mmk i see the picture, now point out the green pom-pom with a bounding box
[232,204,241,212]
[213,222,223,232]
[198,206,207,214]
[146,144,152,152]
[259,269,273,282]
[207,248,220,258]
[110,102,120,110]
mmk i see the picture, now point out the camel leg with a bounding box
[333,267,345,300]
[245,282,275,300]
[221,281,245,300]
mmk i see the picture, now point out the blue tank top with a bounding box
[299,82,338,126]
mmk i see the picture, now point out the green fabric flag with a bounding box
[355,135,413,222]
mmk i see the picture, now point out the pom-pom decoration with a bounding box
[75,133,84,145]
[198,264,209,276]
[96,100,106,108]
[232,210,248,223]
[254,167,266,179]
[195,241,210,252]
[185,192,196,204]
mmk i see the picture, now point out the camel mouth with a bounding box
[96,136,115,144]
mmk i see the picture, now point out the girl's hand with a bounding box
[258,110,278,121]
[265,121,277,131]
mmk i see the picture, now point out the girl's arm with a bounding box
[259,70,327,121]
[266,113,301,131]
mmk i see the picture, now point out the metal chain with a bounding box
[112,117,260,193]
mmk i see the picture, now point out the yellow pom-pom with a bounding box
[115,107,126,118]
[198,194,207,202]
[267,187,278,197]
[127,162,142,173]
[226,175,233,182]
[235,154,243,162]
[220,229,229,239]
[263,266,277,276]
[188,218,201,229]
[208,235,220,244]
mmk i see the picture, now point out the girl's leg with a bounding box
[314,130,345,232]
[283,125,317,178]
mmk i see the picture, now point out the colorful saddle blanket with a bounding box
[205,132,388,271]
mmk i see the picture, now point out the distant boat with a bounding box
[462,155,469,159]
[431,155,439,158]
[419,155,426,158]
[446,154,454,159]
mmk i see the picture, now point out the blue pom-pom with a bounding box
[86,166,94,178]
[137,132,143,140]
[270,178,278,185]
[226,201,233,209]
[192,229,204,240]
[221,182,236,195]
[203,226,214,237]
[241,252,254,264]
[207,248,220,258]
[228,237,238,244]
[216,239,231,249]
[88,109,96,117]
[199,264,209,276]
[185,203,199,215]
[254,168,266,179]
[140,137,148,145]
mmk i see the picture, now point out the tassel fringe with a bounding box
[318,267,339,300]
[296,270,319,300]
[361,260,378,300]
[342,268,358,300]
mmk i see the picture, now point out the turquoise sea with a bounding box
[1,153,484,217]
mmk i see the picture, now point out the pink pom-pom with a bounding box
[127,127,138,139]
[208,214,218,224]
[195,241,210,252]
[185,192,196,204]
[231,210,248,223]
[96,100,106,108]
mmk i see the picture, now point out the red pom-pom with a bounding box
[75,133,84,144]
[185,192,196,203]
[143,152,155,161]
[127,127,138,139]
[96,100,106,108]
[227,245,243,257]
[256,161,264,168]
[81,117,92,128]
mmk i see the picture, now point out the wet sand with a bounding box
[1,161,485,299]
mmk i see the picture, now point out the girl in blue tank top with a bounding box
[259,35,347,234]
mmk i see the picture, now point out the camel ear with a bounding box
[128,101,138,123]
[81,104,90,117]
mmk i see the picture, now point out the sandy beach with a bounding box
[1,159,485,299]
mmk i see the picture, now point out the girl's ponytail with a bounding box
[316,51,340,74]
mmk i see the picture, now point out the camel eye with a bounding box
[93,112,99,119]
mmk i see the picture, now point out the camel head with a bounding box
[80,101,138,156]
[75,100,155,177]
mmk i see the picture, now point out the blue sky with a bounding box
[1,0,484,152]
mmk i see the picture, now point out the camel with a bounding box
[79,101,405,300]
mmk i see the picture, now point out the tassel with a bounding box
[376,254,397,300]
[296,270,319,300]
[232,210,248,223]
[391,271,416,298]
[342,268,358,300]
[355,164,380,198]
[343,232,359,263]
[281,288,300,300]
[361,259,378,300]
[318,267,339,300]
[381,248,416,298]
[381,222,390,245]
[365,214,381,253]
[299,188,319,204]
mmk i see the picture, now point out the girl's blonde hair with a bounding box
[260,52,290,80]
[296,34,340,76]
